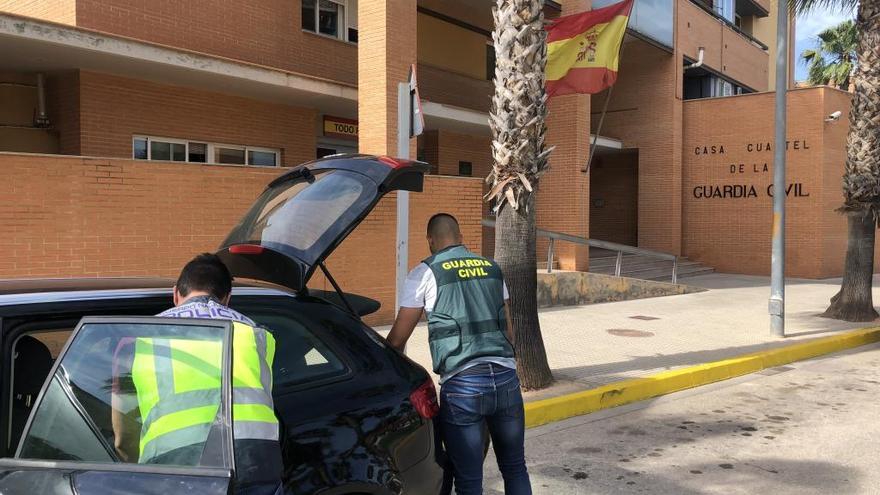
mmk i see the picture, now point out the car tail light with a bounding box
[378,156,415,169]
[410,379,439,419]
[228,244,265,255]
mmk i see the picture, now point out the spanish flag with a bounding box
[546,0,633,97]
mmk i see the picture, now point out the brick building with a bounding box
[0,0,861,323]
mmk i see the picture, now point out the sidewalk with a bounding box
[375,273,880,403]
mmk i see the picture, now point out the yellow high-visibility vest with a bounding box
[131,321,278,463]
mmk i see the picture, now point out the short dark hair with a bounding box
[427,213,460,237]
[175,253,233,300]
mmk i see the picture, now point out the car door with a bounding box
[217,154,428,294]
[0,317,235,495]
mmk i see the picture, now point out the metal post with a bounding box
[547,238,555,274]
[672,256,678,285]
[615,251,623,277]
[395,82,410,315]
[769,1,788,337]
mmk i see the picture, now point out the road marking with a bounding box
[525,326,880,428]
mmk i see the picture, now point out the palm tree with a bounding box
[488,0,554,389]
[800,19,857,89]
[791,0,880,321]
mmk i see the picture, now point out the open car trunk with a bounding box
[217,154,429,315]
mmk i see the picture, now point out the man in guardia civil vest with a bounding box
[387,214,532,495]
[111,254,282,495]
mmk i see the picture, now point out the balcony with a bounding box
[679,0,769,92]
[417,64,492,114]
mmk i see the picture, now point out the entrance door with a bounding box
[589,149,639,247]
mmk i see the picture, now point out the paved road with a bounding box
[482,343,880,494]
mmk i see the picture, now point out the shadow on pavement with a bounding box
[552,335,874,389]
[485,411,862,494]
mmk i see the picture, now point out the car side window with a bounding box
[249,313,347,389]
[8,330,73,452]
[17,320,232,469]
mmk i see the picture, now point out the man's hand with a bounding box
[387,307,423,352]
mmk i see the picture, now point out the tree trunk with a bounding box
[824,212,878,321]
[488,0,554,390]
[824,0,880,321]
[495,191,553,390]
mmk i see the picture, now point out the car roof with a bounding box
[0,277,294,307]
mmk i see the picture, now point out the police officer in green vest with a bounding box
[112,254,282,495]
[387,214,532,495]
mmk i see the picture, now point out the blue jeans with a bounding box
[440,363,531,495]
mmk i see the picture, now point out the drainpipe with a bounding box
[685,47,705,70]
[34,73,50,128]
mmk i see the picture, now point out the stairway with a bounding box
[588,252,714,282]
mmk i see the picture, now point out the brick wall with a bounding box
[46,71,81,155]
[74,71,316,166]
[357,0,417,156]
[681,88,866,278]
[74,0,357,85]
[0,153,483,325]
[594,39,682,254]
[431,129,493,255]
[0,0,75,24]
[589,151,638,246]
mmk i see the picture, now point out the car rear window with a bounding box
[249,312,347,390]
[222,169,377,263]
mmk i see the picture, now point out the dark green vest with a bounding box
[424,245,514,375]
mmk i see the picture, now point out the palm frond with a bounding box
[788,0,859,14]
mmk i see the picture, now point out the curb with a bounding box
[524,326,880,428]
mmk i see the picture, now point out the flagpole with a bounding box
[582,83,615,174]
[582,19,628,175]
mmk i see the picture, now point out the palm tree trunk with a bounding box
[489,0,554,390]
[825,0,880,321]
[495,190,553,389]
[824,212,878,321]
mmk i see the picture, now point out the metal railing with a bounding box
[482,219,680,284]
[688,0,770,52]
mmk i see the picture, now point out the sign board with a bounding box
[323,116,358,140]
[408,64,425,138]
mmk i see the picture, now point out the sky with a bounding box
[793,4,856,81]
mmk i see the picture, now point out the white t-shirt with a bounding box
[401,261,515,382]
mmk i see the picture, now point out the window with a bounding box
[458,161,473,177]
[18,320,232,468]
[9,330,72,451]
[302,0,357,43]
[250,313,347,389]
[215,146,246,165]
[133,136,279,167]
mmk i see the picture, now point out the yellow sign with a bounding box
[323,116,358,140]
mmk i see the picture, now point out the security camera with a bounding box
[825,110,842,122]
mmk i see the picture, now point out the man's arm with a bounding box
[110,340,140,462]
[386,307,423,352]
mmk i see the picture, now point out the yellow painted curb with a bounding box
[524,326,880,428]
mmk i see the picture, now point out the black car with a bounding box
[0,155,445,494]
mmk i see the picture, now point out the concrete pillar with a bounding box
[357,0,417,155]
[538,0,591,271]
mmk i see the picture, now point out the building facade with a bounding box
[0,0,862,323]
